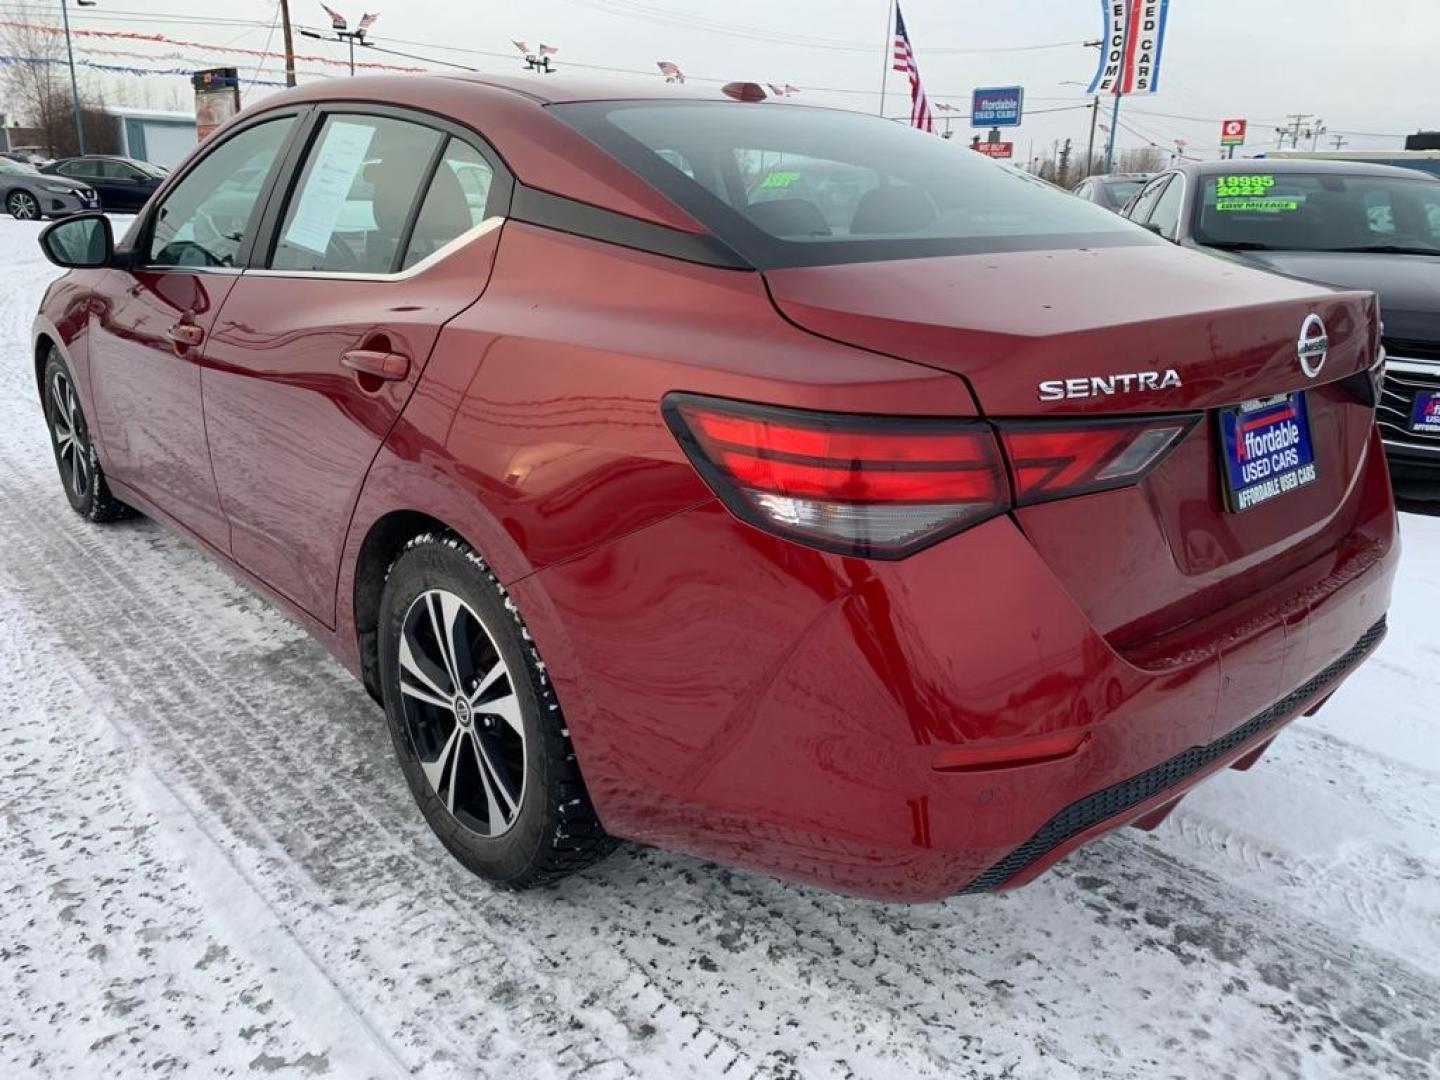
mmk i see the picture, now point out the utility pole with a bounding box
[1277,113,1313,149]
[279,0,296,87]
[878,1,893,117]
[1309,120,1328,150]
[1331,134,1349,151]
[59,0,93,155]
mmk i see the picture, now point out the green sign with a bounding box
[760,171,802,189]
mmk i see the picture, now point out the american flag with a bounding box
[356,12,378,32]
[512,40,530,55]
[891,4,933,133]
[320,3,347,30]
[538,43,558,56]
[657,60,685,83]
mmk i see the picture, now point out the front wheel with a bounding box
[378,534,618,888]
[7,190,40,220]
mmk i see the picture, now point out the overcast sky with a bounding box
[10,0,1440,162]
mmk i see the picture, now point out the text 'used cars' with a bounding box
[30,75,1396,900]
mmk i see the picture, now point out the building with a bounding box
[104,107,198,169]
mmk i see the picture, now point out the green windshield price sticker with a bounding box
[1214,174,1276,198]
[760,171,801,189]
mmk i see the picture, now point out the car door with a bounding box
[97,160,146,211]
[86,114,301,549]
[58,159,113,206]
[200,108,511,622]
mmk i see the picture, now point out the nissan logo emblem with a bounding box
[1297,314,1328,378]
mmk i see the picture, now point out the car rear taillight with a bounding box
[997,415,1198,507]
[663,393,1007,558]
[664,394,1199,557]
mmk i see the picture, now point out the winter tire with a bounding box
[378,533,618,888]
[42,352,133,522]
[6,190,40,220]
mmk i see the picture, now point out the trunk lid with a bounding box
[765,244,1384,674]
[764,244,1378,416]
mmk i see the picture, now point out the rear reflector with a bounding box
[664,394,1007,558]
[931,731,1090,772]
[998,415,1198,506]
[664,394,1199,558]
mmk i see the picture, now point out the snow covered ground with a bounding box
[0,214,1437,1080]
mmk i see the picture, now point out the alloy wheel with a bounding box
[397,588,527,838]
[47,369,91,500]
[8,191,38,220]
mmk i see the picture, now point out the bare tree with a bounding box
[1116,147,1166,174]
[1,2,113,156]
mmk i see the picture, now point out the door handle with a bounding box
[165,322,204,347]
[341,349,410,381]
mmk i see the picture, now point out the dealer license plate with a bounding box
[1218,392,1318,513]
[1411,390,1440,435]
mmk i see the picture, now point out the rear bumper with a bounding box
[517,429,1399,902]
[965,618,1386,892]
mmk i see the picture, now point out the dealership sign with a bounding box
[971,86,1024,128]
[972,142,1014,159]
[1088,0,1172,95]
[1221,118,1248,146]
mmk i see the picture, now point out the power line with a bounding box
[552,0,1086,54]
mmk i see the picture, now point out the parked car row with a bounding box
[2,154,167,218]
[1074,160,1440,497]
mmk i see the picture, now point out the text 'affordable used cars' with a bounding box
[30,75,1396,901]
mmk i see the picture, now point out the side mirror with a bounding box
[39,212,114,268]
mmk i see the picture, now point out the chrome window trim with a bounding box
[135,264,245,276]
[246,215,504,282]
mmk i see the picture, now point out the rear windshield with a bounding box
[553,101,1150,268]
[1193,171,1440,253]
[1101,178,1147,207]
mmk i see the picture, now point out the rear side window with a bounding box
[400,139,495,270]
[148,117,295,268]
[270,115,442,274]
[553,101,1145,268]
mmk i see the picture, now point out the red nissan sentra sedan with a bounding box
[31,75,1396,901]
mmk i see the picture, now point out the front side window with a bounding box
[147,117,295,267]
[102,160,144,179]
[1126,176,1170,222]
[270,115,442,274]
[554,102,1147,268]
[58,160,93,178]
[1193,171,1440,253]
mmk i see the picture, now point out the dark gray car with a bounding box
[0,157,100,220]
[1120,158,1440,496]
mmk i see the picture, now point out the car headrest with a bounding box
[849,185,936,235]
[745,197,831,238]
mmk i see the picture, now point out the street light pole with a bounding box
[59,0,88,155]
[1103,91,1121,173]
